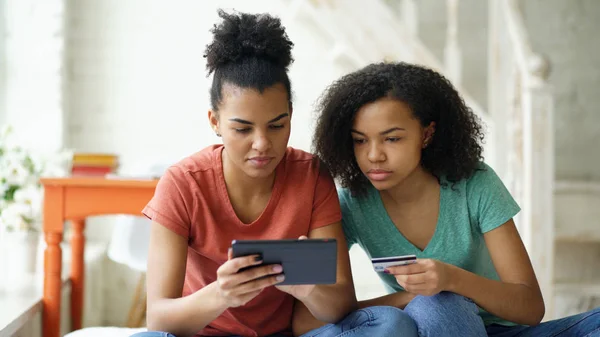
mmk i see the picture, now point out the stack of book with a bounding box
[71,153,119,177]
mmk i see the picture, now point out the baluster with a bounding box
[444,0,461,86]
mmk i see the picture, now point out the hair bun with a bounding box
[205,9,294,74]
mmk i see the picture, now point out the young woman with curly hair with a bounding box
[311,62,600,337]
[131,11,419,337]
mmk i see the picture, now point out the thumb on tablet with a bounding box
[298,235,308,240]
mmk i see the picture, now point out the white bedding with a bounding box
[64,327,146,337]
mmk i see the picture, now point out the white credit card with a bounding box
[371,255,417,272]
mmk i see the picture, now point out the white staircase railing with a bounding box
[488,0,555,319]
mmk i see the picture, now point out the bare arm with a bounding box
[145,221,225,337]
[390,219,545,326]
[146,222,286,337]
[291,222,358,336]
[447,219,545,325]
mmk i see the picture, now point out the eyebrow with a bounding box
[228,113,290,125]
[350,127,406,136]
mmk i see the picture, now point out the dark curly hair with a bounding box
[204,9,294,112]
[312,62,485,195]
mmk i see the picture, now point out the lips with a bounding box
[366,169,392,181]
[248,156,273,168]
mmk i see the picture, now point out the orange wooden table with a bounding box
[40,177,158,337]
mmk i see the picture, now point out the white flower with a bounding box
[0,124,69,233]
[13,185,42,218]
[0,202,33,232]
[3,160,31,186]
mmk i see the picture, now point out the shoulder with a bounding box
[283,147,318,165]
[465,162,504,192]
[462,163,520,232]
[282,147,324,176]
[337,186,374,217]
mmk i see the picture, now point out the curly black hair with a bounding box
[204,10,294,112]
[312,62,485,195]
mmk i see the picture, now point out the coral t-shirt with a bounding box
[142,145,341,337]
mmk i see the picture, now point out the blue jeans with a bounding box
[131,306,417,337]
[130,333,287,337]
[486,306,600,337]
[130,331,289,337]
[404,291,600,337]
[299,305,417,336]
[130,294,481,337]
[405,292,487,336]
[131,293,600,336]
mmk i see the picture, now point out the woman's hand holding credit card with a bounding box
[377,257,453,297]
[371,255,417,272]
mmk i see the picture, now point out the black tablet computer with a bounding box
[231,239,337,285]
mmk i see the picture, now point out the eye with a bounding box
[353,138,366,145]
[269,124,284,130]
[235,128,251,134]
[386,137,402,142]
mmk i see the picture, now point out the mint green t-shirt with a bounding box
[339,163,520,326]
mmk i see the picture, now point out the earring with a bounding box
[216,132,221,137]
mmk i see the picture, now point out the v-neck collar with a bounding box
[371,184,445,254]
[215,146,285,227]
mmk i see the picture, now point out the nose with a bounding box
[252,131,271,153]
[367,142,386,163]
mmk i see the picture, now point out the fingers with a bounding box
[395,273,427,286]
[218,260,285,294]
[227,248,233,260]
[218,255,262,277]
[218,265,286,300]
[234,273,286,295]
[386,262,424,275]
[232,264,284,285]
[298,235,308,240]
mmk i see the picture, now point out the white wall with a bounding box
[3,0,65,152]
[65,0,348,179]
[0,0,6,126]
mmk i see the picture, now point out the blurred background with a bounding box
[0,0,599,336]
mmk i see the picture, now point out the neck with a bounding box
[222,148,275,197]
[380,166,439,206]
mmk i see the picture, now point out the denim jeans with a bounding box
[298,305,417,337]
[131,293,600,336]
[130,333,287,337]
[405,292,487,336]
[404,291,600,337]
[486,306,600,337]
[130,333,288,337]
[130,306,417,337]
[131,294,480,337]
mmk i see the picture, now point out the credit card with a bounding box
[371,255,417,272]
